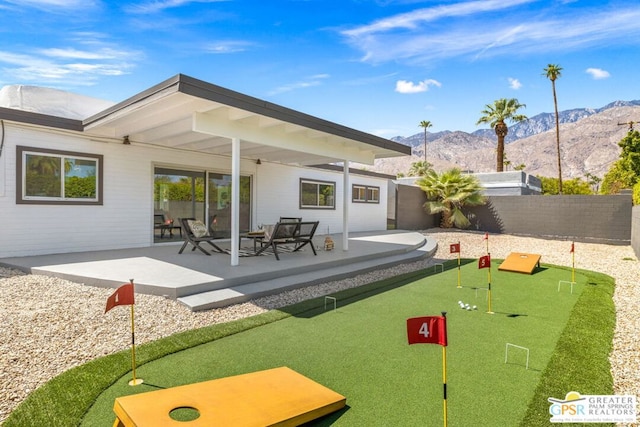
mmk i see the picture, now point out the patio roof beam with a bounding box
[193,110,376,165]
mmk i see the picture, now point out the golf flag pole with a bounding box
[128,279,143,386]
[570,242,575,283]
[407,313,448,427]
[479,254,493,314]
[104,279,143,386]
[484,232,489,254]
[450,242,461,288]
[441,311,448,427]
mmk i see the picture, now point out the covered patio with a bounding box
[82,74,411,266]
[0,230,436,311]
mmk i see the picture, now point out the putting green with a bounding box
[81,262,599,426]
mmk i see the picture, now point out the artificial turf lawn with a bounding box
[72,261,613,426]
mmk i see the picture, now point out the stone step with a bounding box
[178,243,435,311]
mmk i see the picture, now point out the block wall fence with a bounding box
[396,184,636,248]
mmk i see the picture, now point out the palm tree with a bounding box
[416,168,486,229]
[408,160,433,177]
[544,64,563,193]
[419,120,433,163]
[476,98,527,172]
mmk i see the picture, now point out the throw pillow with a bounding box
[187,220,208,237]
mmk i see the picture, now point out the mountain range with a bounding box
[369,101,640,179]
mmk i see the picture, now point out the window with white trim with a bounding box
[300,178,335,209]
[353,185,367,202]
[352,184,380,203]
[17,146,103,205]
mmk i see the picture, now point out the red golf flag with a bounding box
[478,254,491,269]
[449,243,460,254]
[105,283,135,313]
[483,232,488,240]
[407,316,447,346]
[570,242,575,253]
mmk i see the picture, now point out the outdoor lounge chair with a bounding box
[254,220,319,260]
[154,212,182,238]
[178,218,225,255]
[279,217,302,223]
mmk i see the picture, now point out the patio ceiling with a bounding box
[83,74,411,166]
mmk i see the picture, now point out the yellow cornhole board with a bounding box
[498,252,542,274]
[113,366,346,427]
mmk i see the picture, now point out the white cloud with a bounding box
[341,3,640,65]
[125,0,228,14]
[0,35,140,86]
[586,68,611,79]
[508,77,522,89]
[395,79,441,94]
[268,74,330,96]
[342,0,536,38]
[3,0,95,7]
[203,41,253,54]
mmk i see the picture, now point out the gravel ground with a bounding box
[1,229,638,424]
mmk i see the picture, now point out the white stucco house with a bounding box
[0,74,410,263]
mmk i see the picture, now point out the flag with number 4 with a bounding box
[407,316,447,346]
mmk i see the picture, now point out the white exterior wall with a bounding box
[0,123,388,257]
[255,162,387,235]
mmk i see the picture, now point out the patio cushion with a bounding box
[187,220,208,237]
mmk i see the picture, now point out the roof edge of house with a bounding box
[84,74,411,156]
[0,107,83,131]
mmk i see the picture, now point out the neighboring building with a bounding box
[393,170,542,196]
[472,171,542,195]
[0,74,410,259]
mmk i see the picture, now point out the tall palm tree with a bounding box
[476,98,527,172]
[408,160,433,177]
[544,64,563,193]
[419,120,433,163]
[416,168,486,229]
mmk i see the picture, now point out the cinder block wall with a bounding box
[396,186,632,245]
[631,206,640,255]
[395,185,438,230]
[465,195,632,245]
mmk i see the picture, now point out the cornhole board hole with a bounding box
[113,366,346,427]
[498,252,542,274]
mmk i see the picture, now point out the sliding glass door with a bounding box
[207,173,251,238]
[153,167,251,242]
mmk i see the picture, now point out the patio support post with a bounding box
[231,137,240,266]
[343,160,350,251]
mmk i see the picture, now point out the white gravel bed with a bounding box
[1,229,638,424]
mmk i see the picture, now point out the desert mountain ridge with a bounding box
[369,101,640,179]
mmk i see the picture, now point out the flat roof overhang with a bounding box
[82,74,411,166]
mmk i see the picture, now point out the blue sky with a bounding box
[0,0,638,138]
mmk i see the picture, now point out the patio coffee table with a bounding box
[241,230,266,253]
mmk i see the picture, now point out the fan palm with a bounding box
[419,120,432,163]
[476,98,527,172]
[416,168,486,229]
[408,160,432,177]
[544,64,563,193]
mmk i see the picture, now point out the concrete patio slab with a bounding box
[0,230,436,310]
